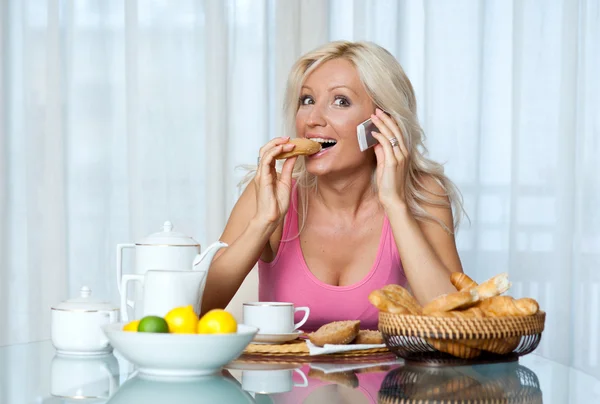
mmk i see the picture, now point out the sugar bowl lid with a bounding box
[52,286,119,312]
[135,221,200,246]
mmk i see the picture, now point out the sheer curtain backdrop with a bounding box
[0,0,599,383]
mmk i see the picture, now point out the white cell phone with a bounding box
[357,118,379,152]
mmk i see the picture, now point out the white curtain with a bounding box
[1,0,599,379]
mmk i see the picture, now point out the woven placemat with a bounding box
[243,339,390,356]
[245,339,309,354]
[238,352,397,364]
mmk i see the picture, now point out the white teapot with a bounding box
[116,221,227,319]
[120,269,209,322]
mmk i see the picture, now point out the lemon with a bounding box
[138,316,169,333]
[197,309,237,334]
[123,320,140,332]
[164,305,199,334]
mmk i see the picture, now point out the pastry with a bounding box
[368,290,410,314]
[473,273,511,299]
[450,272,478,291]
[458,336,521,354]
[382,284,423,314]
[354,330,383,345]
[430,306,485,319]
[366,272,543,361]
[274,138,322,159]
[423,289,479,315]
[476,296,539,317]
[309,320,361,347]
[426,338,481,359]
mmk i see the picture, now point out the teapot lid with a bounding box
[52,286,119,312]
[136,221,200,246]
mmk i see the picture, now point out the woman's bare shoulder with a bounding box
[414,173,451,203]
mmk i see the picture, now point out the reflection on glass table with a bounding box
[50,352,120,402]
[379,361,541,402]
[105,372,254,404]
[1,341,600,403]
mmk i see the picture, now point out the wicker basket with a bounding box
[378,362,543,403]
[379,311,546,365]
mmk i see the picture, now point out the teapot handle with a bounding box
[120,274,143,322]
[116,244,135,295]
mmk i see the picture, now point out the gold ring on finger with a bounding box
[389,137,399,147]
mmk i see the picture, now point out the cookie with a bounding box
[275,138,322,159]
[354,330,383,345]
[308,320,361,347]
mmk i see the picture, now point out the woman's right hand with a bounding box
[253,137,298,228]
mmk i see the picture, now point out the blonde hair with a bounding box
[242,40,467,234]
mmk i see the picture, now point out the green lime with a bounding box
[137,316,169,333]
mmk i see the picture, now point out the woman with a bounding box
[202,41,466,331]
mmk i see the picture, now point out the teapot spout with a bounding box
[192,241,228,273]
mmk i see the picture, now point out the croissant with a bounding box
[473,273,511,299]
[423,289,479,315]
[476,296,539,317]
[450,272,478,291]
[274,138,322,159]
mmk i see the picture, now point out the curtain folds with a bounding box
[0,0,598,379]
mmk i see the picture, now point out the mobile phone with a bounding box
[357,118,379,152]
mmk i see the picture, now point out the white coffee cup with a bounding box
[242,368,308,394]
[243,302,310,334]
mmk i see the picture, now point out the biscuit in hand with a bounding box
[275,138,322,159]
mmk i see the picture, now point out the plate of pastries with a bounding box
[368,272,546,364]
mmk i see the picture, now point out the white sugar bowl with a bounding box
[51,286,120,356]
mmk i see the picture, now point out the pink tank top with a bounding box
[258,183,408,332]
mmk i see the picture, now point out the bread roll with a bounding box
[309,320,360,347]
[458,336,521,354]
[477,296,539,317]
[431,307,485,319]
[426,338,481,359]
[275,138,321,159]
[473,273,511,299]
[368,290,410,314]
[450,272,478,291]
[460,307,486,318]
[423,289,479,315]
[382,284,423,314]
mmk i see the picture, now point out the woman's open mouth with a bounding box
[308,137,337,157]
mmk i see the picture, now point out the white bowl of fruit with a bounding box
[102,306,257,378]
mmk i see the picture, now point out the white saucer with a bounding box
[252,330,303,344]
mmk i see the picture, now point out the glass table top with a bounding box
[1,340,599,403]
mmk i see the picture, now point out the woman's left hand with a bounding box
[370,108,409,209]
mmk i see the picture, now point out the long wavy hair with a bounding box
[241,40,467,235]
